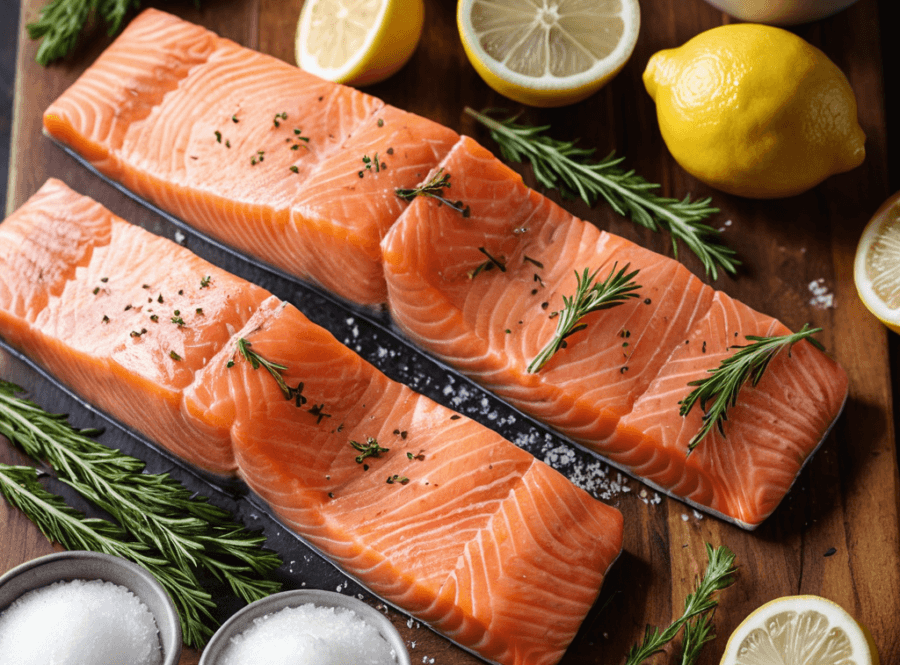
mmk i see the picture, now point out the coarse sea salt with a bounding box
[0,578,162,665]
[219,603,397,665]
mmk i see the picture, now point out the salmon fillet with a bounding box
[381,137,849,529]
[43,8,459,307]
[0,179,624,665]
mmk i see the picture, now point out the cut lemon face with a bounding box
[855,191,900,334]
[457,0,640,108]
[296,0,424,87]
[720,595,878,665]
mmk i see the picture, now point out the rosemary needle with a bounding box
[624,543,736,665]
[395,168,471,217]
[0,380,283,646]
[528,262,641,373]
[465,107,738,280]
[679,324,824,452]
[0,463,218,647]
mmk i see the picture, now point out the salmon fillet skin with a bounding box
[0,179,625,665]
[42,8,459,308]
[381,137,849,530]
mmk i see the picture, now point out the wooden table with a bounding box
[2,1,898,663]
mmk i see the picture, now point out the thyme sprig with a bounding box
[236,337,306,406]
[465,108,738,280]
[679,324,824,452]
[625,544,736,665]
[395,168,471,217]
[528,263,641,373]
[0,380,282,646]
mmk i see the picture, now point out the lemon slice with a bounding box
[720,595,878,665]
[855,191,900,333]
[295,0,425,86]
[457,0,640,108]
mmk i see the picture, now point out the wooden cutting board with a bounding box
[2,0,898,664]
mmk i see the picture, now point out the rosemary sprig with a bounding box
[465,108,738,280]
[0,381,283,646]
[679,324,824,452]
[236,337,307,406]
[0,464,218,647]
[395,168,471,217]
[625,544,736,665]
[527,263,640,373]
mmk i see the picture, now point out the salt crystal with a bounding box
[219,603,397,665]
[0,578,162,665]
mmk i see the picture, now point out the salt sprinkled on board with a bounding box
[0,578,162,665]
[219,603,397,665]
[808,278,835,309]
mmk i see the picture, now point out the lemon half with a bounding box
[720,595,877,665]
[855,191,900,334]
[295,0,424,86]
[457,0,640,108]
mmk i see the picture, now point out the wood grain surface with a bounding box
[2,1,899,664]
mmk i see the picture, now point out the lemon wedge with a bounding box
[855,191,900,334]
[295,0,424,86]
[720,595,878,665]
[457,0,640,108]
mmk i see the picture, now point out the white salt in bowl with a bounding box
[200,589,412,665]
[0,550,181,665]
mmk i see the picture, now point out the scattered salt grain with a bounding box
[808,278,835,309]
[219,603,397,665]
[0,578,162,665]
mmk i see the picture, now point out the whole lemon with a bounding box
[643,24,866,199]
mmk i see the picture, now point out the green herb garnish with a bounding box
[679,324,824,452]
[0,381,282,647]
[236,338,307,406]
[395,168,471,217]
[350,437,389,463]
[527,263,640,373]
[625,544,736,665]
[465,108,737,280]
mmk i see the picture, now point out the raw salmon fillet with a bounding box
[0,179,624,665]
[43,8,459,307]
[382,137,849,529]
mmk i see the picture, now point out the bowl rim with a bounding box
[0,550,181,665]
[199,588,411,665]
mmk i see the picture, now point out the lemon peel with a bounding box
[457,0,640,108]
[643,24,865,199]
[296,0,424,87]
[855,191,900,334]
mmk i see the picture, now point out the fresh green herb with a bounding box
[679,324,824,452]
[624,544,736,665]
[273,112,287,128]
[523,255,544,269]
[527,263,641,373]
[308,403,331,424]
[386,475,409,485]
[101,315,110,324]
[215,130,222,143]
[130,328,147,338]
[231,114,239,123]
[171,315,185,327]
[200,275,212,288]
[465,108,737,280]
[0,381,282,647]
[92,287,100,295]
[169,350,182,361]
[395,168,471,217]
[250,150,265,165]
[469,246,507,279]
[289,165,299,174]
[350,437,389,463]
[407,451,425,461]
[236,338,307,406]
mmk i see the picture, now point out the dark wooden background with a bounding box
[2,1,899,664]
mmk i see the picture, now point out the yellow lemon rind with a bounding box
[457,0,640,108]
[854,193,900,334]
[719,594,875,665]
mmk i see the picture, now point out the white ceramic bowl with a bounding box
[199,589,411,665]
[0,550,182,665]
[700,0,861,25]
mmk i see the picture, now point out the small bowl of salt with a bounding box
[0,550,180,665]
[200,589,411,665]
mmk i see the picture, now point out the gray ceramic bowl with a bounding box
[199,589,411,665]
[0,550,181,665]
[700,0,860,25]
